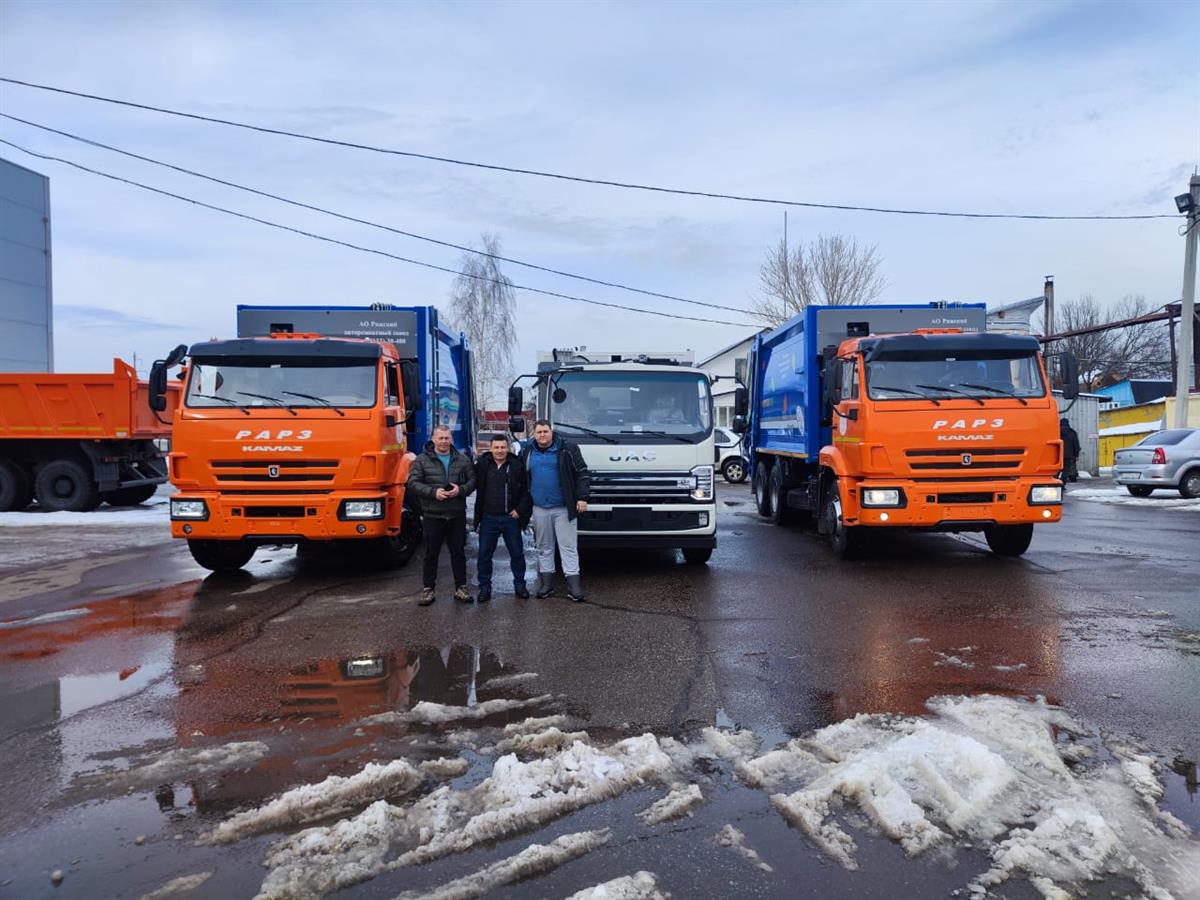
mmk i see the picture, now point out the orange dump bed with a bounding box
[0,358,177,441]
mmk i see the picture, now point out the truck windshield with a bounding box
[552,371,712,442]
[865,353,1045,401]
[185,357,377,409]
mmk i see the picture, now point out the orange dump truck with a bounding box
[0,359,177,511]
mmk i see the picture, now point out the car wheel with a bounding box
[1179,470,1200,500]
[752,461,773,517]
[1126,485,1154,498]
[722,457,747,484]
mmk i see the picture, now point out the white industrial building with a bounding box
[698,333,759,429]
[0,158,53,372]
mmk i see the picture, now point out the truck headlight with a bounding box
[170,499,208,520]
[344,657,385,678]
[861,488,904,507]
[690,465,714,501]
[1028,485,1062,505]
[340,499,383,519]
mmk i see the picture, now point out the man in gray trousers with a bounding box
[519,419,590,601]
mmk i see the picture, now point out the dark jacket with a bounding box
[519,435,590,521]
[473,454,530,528]
[1060,422,1081,460]
[406,445,476,519]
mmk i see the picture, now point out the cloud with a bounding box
[55,304,185,332]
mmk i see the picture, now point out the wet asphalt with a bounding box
[0,482,1197,898]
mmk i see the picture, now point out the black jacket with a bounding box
[1060,423,1081,460]
[473,454,530,528]
[406,446,476,519]
[519,436,590,521]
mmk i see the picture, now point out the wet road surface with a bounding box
[0,483,1197,899]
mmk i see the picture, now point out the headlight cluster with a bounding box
[690,465,714,502]
[861,488,905,508]
[170,499,208,520]
[339,499,384,520]
[1028,485,1062,505]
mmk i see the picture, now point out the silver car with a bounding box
[1112,428,1200,498]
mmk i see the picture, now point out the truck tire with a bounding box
[753,460,773,517]
[770,464,802,526]
[1178,471,1200,500]
[984,524,1034,557]
[682,547,713,565]
[102,484,158,506]
[188,539,257,572]
[824,483,863,560]
[1126,485,1154,498]
[370,511,422,569]
[721,457,747,484]
[34,458,101,512]
[0,459,34,511]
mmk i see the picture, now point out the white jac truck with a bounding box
[506,349,718,564]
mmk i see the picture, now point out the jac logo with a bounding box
[609,451,657,462]
[932,419,1004,430]
[235,430,313,440]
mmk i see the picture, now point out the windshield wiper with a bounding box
[916,384,985,406]
[957,383,1029,406]
[554,422,618,444]
[281,391,346,416]
[619,428,694,444]
[871,384,940,405]
[236,391,299,416]
[190,393,250,415]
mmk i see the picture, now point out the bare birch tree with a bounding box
[751,234,885,326]
[448,233,518,417]
[1055,294,1172,390]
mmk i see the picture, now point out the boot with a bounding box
[513,581,530,600]
[477,586,492,603]
[454,584,474,604]
[535,572,555,599]
[418,587,436,607]
[566,575,585,603]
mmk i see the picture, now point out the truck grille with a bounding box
[589,471,694,505]
[210,459,339,484]
[905,448,1025,472]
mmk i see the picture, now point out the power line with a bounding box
[0,138,756,328]
[0,113,748,315]
[0,76,1181,223]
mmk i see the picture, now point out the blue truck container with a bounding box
[235,304,475,453]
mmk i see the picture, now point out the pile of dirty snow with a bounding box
[1069,487,1200,512]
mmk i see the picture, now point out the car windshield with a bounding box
[552,371,712,442]
[1136,429,1195,446]
[865,352,1045,401]
[185,357,377,408]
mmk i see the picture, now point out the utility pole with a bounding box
[1043,276,1054,339]
[1175,174,1199,427]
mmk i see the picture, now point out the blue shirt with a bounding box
[436,452,452,482]
[528,443,565,508]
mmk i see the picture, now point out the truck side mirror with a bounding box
[507,386,524,416]
[731,414,748,435]
[149,360,168,412]
[509,416,526,434]
[733,386,748,418]
[164,344,188,368]
[1060,353,1080,400]
[400,360,423,412]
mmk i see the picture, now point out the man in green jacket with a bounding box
[406,424,477,606]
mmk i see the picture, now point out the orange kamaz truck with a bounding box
[736,304,1078,558]
[156,304,474,571]
[0,359,177,511]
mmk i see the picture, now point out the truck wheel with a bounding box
[1178,471,1200,500]
[824,483,863,559]
[1126,485,1154,498]
[753,461,773,517]
[770,464,801,526]
[682,547,713,565]
[102,484,158,506]
[0,459,34,511]
[721,457,747,484]
[188,539,257,572]
[34,459,101,512]
[984,524,1034,557]
[371,512,422,568]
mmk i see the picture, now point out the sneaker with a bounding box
[513,581,530,600]
[477,587,492,603]
[535,573,555,599]
[565,575,586,603]
[454,584,474,604]
[418,587,436,607]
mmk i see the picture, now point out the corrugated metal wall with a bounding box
[0,158,53,372]
[1055,391,1100,475]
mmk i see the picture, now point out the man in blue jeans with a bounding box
[473,433,530,602]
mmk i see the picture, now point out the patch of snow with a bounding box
[483,672,539,689]
[499,727,589,756]
[206,759,423,845]
[991,663,1028,672]
[503,714,569,735]
[907,637,930,644]
[0,607,92,629]
[638,784,704,825]
[0,506,168,527]
[565,871,668,900]
[362,694,553,726]
[420,757,470,778]
[714,824,773,872]
[1077,471,1094,479]
[1069,488,1200,512]
[78,741,268,793]
[735,740,825,789]
[698,727,760,762]
[139,872,213,899]
[1099,421,1162,437]
[393,829,610,900]
[933,652,975,669]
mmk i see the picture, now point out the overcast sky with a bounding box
[1,0,1196,381]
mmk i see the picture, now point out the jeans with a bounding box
[423,515,467,588]
[476,513,527,590]
[531,506,579,576]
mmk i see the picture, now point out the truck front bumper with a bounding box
[577,503,717,548]
[845,479,1062,529]
[169,492,391,542]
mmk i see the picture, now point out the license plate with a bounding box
[1123,472,1141,480]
